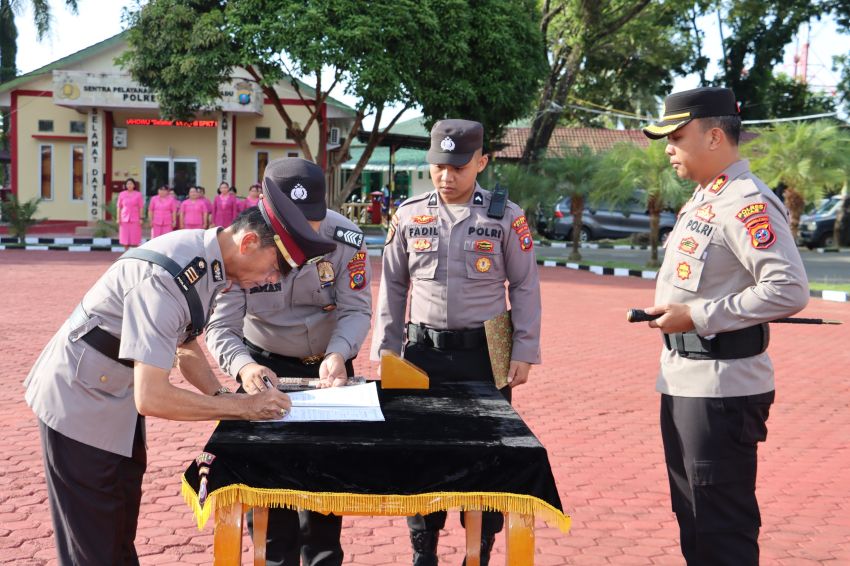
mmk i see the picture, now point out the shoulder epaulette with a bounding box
[333,226,364,249]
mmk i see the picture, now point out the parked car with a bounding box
[543,194,677,244]
[797,195,850,249]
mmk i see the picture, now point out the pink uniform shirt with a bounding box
[212,194,239,227]
[148,195,174,227]
[117,190,143,224]
[181,199,208,229]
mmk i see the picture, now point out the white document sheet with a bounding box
[258,382,385,422]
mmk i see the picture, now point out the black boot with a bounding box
[410,529,440,566]
[460,535,495,566]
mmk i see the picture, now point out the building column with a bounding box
[87,107,105,220]
[217,112,233,185]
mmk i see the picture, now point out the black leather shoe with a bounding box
[410,529,439,566]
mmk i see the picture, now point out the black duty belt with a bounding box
[245,339,325,366]
[663,323,769,360]
[70,304,134,368]
[406,322,487,351]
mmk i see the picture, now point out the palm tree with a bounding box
[487,162,551,236]
[593,141,691,268]
[746,120,849,240]
[540,145,600,261]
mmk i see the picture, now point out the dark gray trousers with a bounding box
[39,417,146,566]
[661,391,774,566]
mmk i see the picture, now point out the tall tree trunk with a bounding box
[519,47,583,166]
[569,194,583,261]
[647,196,661,268]
[783,187,805,240]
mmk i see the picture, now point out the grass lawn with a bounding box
[809,281,850,293]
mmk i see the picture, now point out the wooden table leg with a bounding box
[252,507,269,566]
[213,502,244,566]
[505,513,534,566]
[465,510,482,566]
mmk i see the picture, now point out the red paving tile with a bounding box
[1,249,849,565]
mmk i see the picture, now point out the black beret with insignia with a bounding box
[426,119,484,166]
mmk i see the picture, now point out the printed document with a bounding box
[260,382,385,422]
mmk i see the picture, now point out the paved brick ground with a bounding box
[1,249,848,565]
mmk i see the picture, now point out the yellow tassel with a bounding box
[181,478,571,533]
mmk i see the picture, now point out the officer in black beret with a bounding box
[641,87,808,565]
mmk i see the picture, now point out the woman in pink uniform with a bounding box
[148,185,176,238]
[241,183,261,211]
[198,186,213,225]
[116,178,143,247]
[211,182,239,227]
[180,187,208,229]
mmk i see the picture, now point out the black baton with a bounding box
[627,308,841,325]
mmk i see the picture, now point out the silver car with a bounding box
[545,195,677,244]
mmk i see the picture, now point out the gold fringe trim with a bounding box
[182,476,570,533]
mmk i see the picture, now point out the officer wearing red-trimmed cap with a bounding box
[206,157,371,566]
[22,177,332,565]
[641,87,808,565]
[371,119,542,565]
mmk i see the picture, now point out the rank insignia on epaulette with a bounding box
[428,193,438,207]
[334,227,364,249]
[211,260,224,282]
[473,192,484,205]
[175,257,207,291]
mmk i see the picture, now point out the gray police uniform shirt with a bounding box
[24,228,227,457]
[655,160,808,397]
[371,185,542,364]
[206,210,372,378]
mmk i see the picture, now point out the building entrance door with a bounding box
[144,158,199,199]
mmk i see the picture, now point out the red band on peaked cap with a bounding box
[261,176,336,266]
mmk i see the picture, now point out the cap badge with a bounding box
[440,136,456,152]
[290,183,308,200]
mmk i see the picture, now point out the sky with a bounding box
[12,0,850,127]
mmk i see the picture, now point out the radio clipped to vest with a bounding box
[487,182,508,219]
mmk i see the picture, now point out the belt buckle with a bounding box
[301,353,324,365]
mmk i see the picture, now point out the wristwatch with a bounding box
[213,386,232,396]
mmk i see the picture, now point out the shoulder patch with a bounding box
[744,216,776,249]
[333,227,364,249]
[473,192,484,205]
[175,257,207,291]
[736,202,767,223]
[211,259,224,282]
[385,214,399,246]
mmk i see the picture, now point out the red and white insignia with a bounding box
[678,237,699,255]
[511,216,528,232]
[695,204,715,223]
[475,240,494,253]
[413,238,432,251]
[676,261,692,281]
[745,216,776,249]
[412,214,435,224]
[707,174,729,194]
[736,202,768,223]
[512,216,533,251]
[475,257,492,272]
[349,269,367,290]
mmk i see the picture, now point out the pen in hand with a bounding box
[261,375,276,391]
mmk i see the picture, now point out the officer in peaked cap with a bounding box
[640,87,808,565]
[371,119,542,565]
[207,157,370,566]
[22,175,335,565]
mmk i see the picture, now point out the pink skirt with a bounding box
[151,224,173,238]
[182,222,205,230]
[119,222,142,246]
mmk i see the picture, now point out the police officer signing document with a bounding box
[24,175,336,566]
[206,158,372,566]
[641,87,808,565]
[371,119,542,566]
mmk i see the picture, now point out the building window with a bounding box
[70,120,86,134]
[71,146,85,200]
[287,151,299,158]
[38,120,54,132]
[255,126,271,139]
[418,171,423,179]
[40,145,53,200]
[257,151,269,182]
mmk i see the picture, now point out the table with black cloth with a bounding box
[182,381,570,565]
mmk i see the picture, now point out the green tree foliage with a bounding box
[120,0,546,208]
[760,72,837,117]
[593,141,691,267]
[746,120,849,239]
[0,194,42,241]
[711,0,830,119]
[521,0,702,163]
[539,146,600,260]
[487,162,551,234]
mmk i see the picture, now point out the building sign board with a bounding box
[53,71,263,114]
